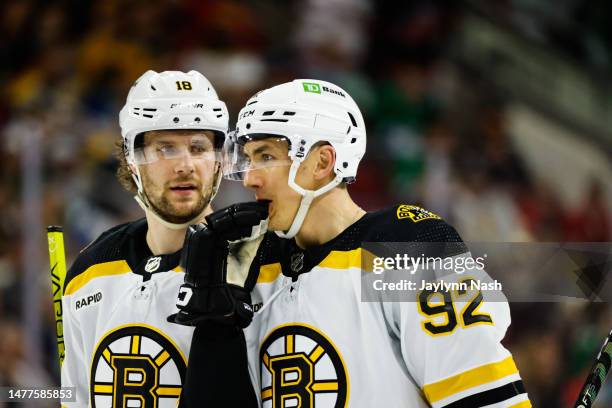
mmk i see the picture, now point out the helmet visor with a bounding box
[133,133,221,165]
[222,133,292,181]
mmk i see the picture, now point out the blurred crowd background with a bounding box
[0,0,611,406]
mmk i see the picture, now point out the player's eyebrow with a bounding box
[246,144,274,159]
[252,145,272,155]
[151,135,211,145]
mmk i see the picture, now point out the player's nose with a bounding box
[243,168,262,189]
[174,154,195,175]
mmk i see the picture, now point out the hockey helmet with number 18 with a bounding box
[119,70,229,229]
[225,79,366,238]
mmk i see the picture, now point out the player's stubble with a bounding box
[140,169,214,224]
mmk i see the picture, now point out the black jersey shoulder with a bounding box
[360,204,467,259]
[64,219,146,294]
[360,204,462,242]
[260,205,467,279]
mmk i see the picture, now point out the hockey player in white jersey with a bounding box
[60,70,231,407]
[176,79,532,407]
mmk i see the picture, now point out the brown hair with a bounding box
[114,138,138,194]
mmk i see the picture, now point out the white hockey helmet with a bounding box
[119,70,229,229]
[226,79,366,238]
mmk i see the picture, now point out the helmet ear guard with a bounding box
[119,70,229,228]
[227,79,367,238]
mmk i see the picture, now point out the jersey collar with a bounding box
[279,212,372,279]
[124,218,182,278]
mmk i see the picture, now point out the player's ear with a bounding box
[313,144,336,182]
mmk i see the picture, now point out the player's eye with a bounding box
[261,154,275,162]
[190,144,209,154]
[157,145,178,156]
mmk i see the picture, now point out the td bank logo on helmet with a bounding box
[302,82,346,98]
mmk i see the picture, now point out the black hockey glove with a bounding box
[168,201,268,328]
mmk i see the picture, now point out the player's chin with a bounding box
[167,197,204,214]
[164,205,204,224]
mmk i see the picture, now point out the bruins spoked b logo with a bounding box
[90,325,186,407]
[260,323,349,408]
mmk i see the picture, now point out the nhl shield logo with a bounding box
[144,256,162,273]
[291,253,304,274]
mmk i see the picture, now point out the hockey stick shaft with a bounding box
[574,328,612,408]
[47,226,67,367]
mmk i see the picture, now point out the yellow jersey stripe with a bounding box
[509,400,532,408]
[319,249,363,269]
[257,248,377,281]
[423,356,519,403]
[258,263,282,283]
[64,260,131,295]
[261,388,272,400]
[319,248,377,272]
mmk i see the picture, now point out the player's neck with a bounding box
[145,205,213,255]
[295,188,365,249]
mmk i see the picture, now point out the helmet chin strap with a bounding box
[275,160,341,239]
[130,163,222,230]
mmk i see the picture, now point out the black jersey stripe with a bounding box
[441,380,526,408]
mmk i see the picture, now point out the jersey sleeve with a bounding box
[377,208,531,407]
[384,289,530,407]
[61,293,88,407]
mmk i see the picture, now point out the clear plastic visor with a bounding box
[133,133,221,165]
[223,135,292,181]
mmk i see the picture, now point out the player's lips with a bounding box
[169,182,198,195]
[170,182,197,190]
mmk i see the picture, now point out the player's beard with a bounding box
[141,173,214,225]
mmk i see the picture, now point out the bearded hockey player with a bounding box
[60,70,231,407]
[176,79,532,407]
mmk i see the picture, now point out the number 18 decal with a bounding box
[176,81,192,90]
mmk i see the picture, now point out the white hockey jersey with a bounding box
[244,205,531,408]
[61,219,193,407]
